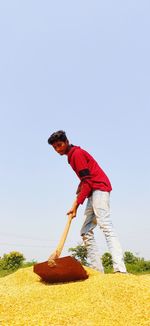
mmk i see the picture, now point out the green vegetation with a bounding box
[68,244,89,266]
[68,244,150,274]
[0,251,36,278]
[0,247,149,278]
[124,251,150,274]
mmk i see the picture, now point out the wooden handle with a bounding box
[55,214,73,257]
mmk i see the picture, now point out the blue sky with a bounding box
[0,1,150,262]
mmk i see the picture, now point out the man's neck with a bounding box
[65,144,73,155]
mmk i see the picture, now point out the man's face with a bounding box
[52,140,70,155]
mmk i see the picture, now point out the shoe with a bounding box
[113,271,129,274]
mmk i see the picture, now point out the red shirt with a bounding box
[67,145,112,205]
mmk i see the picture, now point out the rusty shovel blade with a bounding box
[33,256,88,283]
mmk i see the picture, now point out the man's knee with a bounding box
[82,234,86,241]
[82,230,93,242]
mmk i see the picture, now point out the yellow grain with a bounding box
[0,266,149,326]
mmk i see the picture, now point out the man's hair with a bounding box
[48,130,68,145]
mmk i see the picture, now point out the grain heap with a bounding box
[0,266,149,325]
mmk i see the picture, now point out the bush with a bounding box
[0,258,4,269]
[124,251,138,264]
[2,251,25,271]
[126,259,150,274]
[68,243,89,266]
[102,252,113,269]
[22,260,37,268]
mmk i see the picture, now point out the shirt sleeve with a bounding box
[73,150,93,205]
[77,180,92,205]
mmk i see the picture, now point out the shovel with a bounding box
[33,214,88,283]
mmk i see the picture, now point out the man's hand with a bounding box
[67,198,79,218]
[48,250,59,267]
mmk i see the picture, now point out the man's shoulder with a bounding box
[72,146,87,156]
[67,145,82,163]
[70,146,83,159]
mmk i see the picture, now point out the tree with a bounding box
[2,251,25,271]
[102,252,113,269]
[68,243,89,266]
[124,251,138,264]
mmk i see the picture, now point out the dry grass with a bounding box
[0,265,149,326]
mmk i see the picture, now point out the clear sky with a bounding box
[0,1,150,262]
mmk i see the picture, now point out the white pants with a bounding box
[80,190,126,273]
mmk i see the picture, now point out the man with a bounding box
[48,130,127,273]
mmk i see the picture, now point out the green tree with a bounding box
[2,251,25,271]
[68,243,89,266]
[102,252,113,269]
[124,251,138,264]
[0,257,4,269]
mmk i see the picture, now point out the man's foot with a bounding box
[113,271,129,275]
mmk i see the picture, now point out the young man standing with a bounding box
[48,130,127,273]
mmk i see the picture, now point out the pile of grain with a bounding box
[0,266,149,325]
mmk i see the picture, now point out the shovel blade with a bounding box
[33,256,88,283]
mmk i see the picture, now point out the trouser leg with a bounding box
[82,230,104,272]
[80,197,104,272]
[92,190,127,273]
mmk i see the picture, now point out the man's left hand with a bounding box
[67,199,79,218]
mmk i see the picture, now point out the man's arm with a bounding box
[76,182,81,195]
[72,150,93,205]
[67,149,93,215]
